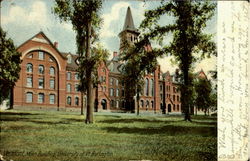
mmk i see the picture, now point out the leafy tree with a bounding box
[53,0,103,124]
[0,27,21,107]
[139,0,216,121]
[194,77,212,115]
[120,35,157,115]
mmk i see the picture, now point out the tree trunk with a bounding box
[81,92,84,115]
[9,86,14,109]
[183,68,191,122]
[136,89,140,116]
[85,20,94,124]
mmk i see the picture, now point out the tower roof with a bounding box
[123,7,136,31]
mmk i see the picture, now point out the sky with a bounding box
[1,0,217,75]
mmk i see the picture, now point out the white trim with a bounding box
[31,37,49,44]
[21,47,62,70]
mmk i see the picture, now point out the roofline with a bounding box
[17,31,67,60]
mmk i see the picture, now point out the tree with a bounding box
[0,27,21,107]
[120,36,157,115]
[194,77,212,115]
[53,0,103,124]
[139,0,216,121]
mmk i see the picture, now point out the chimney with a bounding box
[54,41,58,48]
[113,51,118,57]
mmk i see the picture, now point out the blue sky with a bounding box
[1,0,217,74]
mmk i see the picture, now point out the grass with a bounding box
[0,110,217,161]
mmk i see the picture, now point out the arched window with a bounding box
[26,92,33,103]
[67,72,71,80]
[111,100,115,107]
[116,89,119,97]
[49,94,55,104]
[116,100,119,108]
[140,100,144,108]
[110,88,114,96]
[75,97,79,106]
[110,78,113,85]
[38,65,44,74]
[67,96,71,105]
[67,54,72,64]
[145,78,149,96]
[151,101,154,109]
[177,105,179,111]
[26,63,33,73]
[67,84,71,92]
[150,79,154,96]
[38,93,44,103]
[50,67,55,75]
[146,100,149,109]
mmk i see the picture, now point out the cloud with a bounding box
[100,2,130,38]
[2,1,50,28]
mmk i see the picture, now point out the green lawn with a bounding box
[0,110,217,161]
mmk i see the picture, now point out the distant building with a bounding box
[13,7,183,114]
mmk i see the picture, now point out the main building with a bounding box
[13,7,184,114]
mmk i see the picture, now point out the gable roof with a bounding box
[61,52,79,71]
[17,31,67,60]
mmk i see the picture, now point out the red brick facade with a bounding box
[13,7,183,114]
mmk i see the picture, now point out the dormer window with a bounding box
[67,54,72,64]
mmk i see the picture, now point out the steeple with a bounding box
[123,7,136,31]
[119,6,140,52]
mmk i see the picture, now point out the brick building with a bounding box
[13,7,182,114]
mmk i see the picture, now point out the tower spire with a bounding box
[123,7,136,31]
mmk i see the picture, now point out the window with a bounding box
[67,84,71,92]
[177,105,179,111]
[151,101,154,109]
[50,67,55,75]
[49,94,55,104]
[75,97,79,106]
[67,72,71,80]
[75,84,79,92]
[160,85,163,91]
[116,89,119,97]
[27,54,33,58]
[116,100,119,108]
[173,95,175,101]
[26,77,32,87]
[111,100,115,107]
[75,73,79,80]
[110,78,113,85]
[67,96,71,105]
[140,100,144,108]
[26,92,33,103]
[122,89,125,97]
[150,79,154,96]
[38,78,44,89]
[67,55,72,63]
[49,57,54,62]
[102,68,106,74]
[38,51,44,60]
[145,78,149,96]
[38,65,44,74]
[104,86,106,92]
[160,94,163,100]
[173,104,176,111]
[26,63,33,73]
[116,79,119,86]
[177,96,179,102]
[110,88,114,96]
[50,79,55,89]
[38,93,44,103]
